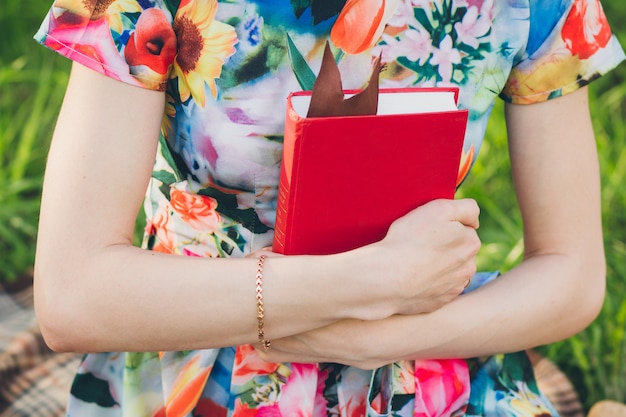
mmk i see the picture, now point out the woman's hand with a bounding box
[259,198,481,368]
[342,198,481,320]
[255,318,384,369]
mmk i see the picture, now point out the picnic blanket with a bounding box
[0,277,80,417]
[0,277,582,417]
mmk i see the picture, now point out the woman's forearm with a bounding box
[35,243,357,352]
[376,252,604,363]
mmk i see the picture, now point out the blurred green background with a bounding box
[1,0,625,410]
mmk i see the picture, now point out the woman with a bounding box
[34,0,624,415]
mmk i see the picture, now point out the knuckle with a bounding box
[464,260,477,278]
[462,197,478,210]
[464,229,481,252]
[469,235,481,255]
[429,199,454,218]
[456,257,476,279]
[442,200,457,216]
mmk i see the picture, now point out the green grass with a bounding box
[2,0,626,411]
[0,59,67,281]
[0,0,70,281]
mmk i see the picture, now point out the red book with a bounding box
[272,87,469,255]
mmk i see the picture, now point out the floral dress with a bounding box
[36,0,624,416]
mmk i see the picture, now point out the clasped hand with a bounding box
[257,198,481,367]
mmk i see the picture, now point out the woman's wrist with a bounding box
[246,245,402,343]
[322,245,398,321]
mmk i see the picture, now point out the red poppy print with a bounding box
[125,8,177,75]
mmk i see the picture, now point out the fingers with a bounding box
[381,198,481,314]
[449,198,480,229]
[405,198,479,230]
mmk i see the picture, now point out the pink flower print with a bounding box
[276,364,320,417]
[479,0,495,20]
[402,27,433,63]
[373,34,401,63]
[454,6,491,48]
[256,405,282,416]
[386,0,421,28]
[452,0,469,10]
[414,359,470,417]
[455,0,492,12]
[44,11,140,87]
[376,26,431,64]
[430,35,461,82]
[312,367,330,417]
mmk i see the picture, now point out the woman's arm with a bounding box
[34,63,480,353]
[257,86,605,368]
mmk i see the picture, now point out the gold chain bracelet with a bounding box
[255,255,271,350]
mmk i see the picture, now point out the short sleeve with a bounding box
[34,0,179,91]
[501,0,625,104]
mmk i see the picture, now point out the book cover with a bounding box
[273,46,469,255]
